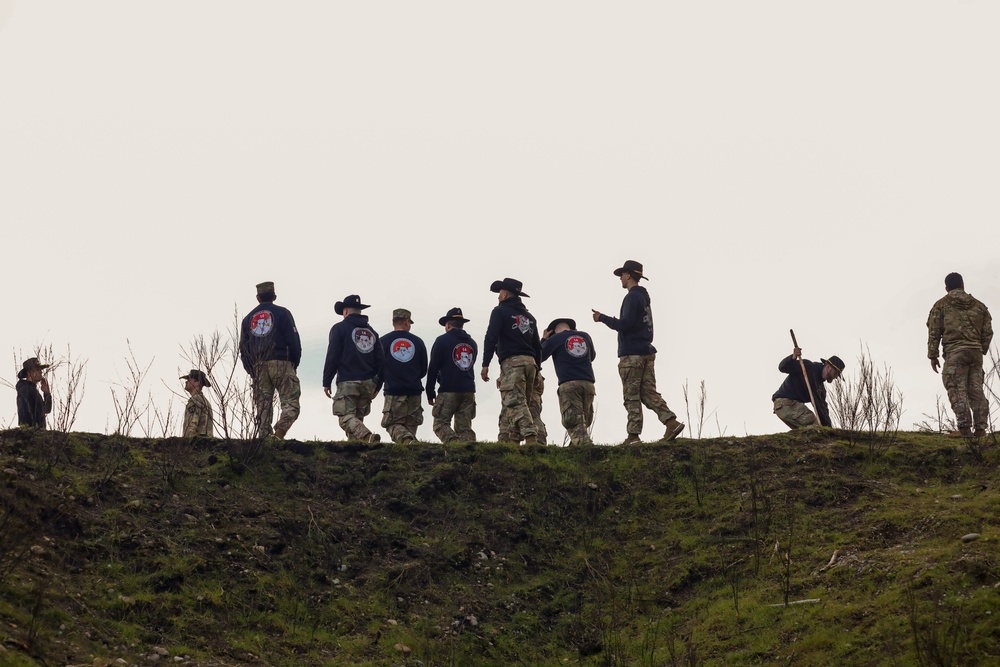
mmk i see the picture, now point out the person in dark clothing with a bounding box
[427,307,478,443]
[239,281,302,440]
[592,260,684,444]
[379,308,428,444]
[16,357,52,429]
[541,319,597,446]
[323,294,384,443]
[771,347,845,428]
[481,278,543,444]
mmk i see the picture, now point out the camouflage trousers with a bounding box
[772,398,818,429]
[942,348,989,430]
[497,355,538,441]
[381,394,424,443]
[332,379,377,441]
[557,380,596,446]
[498,370,548,443]
[253,360,301,438]
[618,354,676,436]
[432,392,476,443]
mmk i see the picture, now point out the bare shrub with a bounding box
[829,343,903,453]
[682,379,724,439]
[109,341,154,437]
[176,307,258,440]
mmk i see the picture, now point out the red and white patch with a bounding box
[510,314,533,334]
[453,343,474,370]
[566,335,588,358]
[391,338,415,363]
[353,328,376,354]
[249,311,273,337]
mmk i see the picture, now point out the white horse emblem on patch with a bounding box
[453,344,474,370]
[566,336,588,358]
[353,328,376,354]
[250,311,273,337]
[391,338,415,363]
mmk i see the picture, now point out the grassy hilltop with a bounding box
[0,428,998,666]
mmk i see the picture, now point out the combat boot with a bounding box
[661,418,686,442]
[365,433,381,444]
[974,428,989,438]
[523,434,542,445]
[948,427,973,438]
[623,434,642,445]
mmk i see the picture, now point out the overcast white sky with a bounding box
[3,1,999,444]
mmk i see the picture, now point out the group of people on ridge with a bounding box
[13,268,992,444]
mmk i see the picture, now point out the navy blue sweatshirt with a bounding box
[771,356,831,427]
[427,328,478,401]
[379,330,428,396]
[481,296,541,368]
[322,313,383,387]
[598,285,656,357]
[16,379,52,428]
[541,330,597,385]
[239,301,303,374]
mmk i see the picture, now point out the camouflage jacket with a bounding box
[183,393,214,438]
[926,289,993,359]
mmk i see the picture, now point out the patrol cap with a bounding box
[17,357,50,380]
[613,260,648,281]
[180,369,212,388]
[821,356,845,375]
[256,281,275,295]
[546,318,576,332]
[490,277,530,298]
[392,308,413,323]
[439,307,470,326]
[335,294,370,315]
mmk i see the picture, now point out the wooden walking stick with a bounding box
[789,329,822,426]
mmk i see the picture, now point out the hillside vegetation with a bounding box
[0,428,997,666]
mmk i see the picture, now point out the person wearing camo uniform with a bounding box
[481,278,542,445]
[592,260,684,444]
[180,369,214,438]
[771,348,844,429]
[323,294,384,444]
[379,308,428,444]
[927,272,993,438]
[239,281,302,440]
[541,318,597,446]
[427,308,478,443]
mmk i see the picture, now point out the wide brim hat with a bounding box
[546,318,576,332]
[17,357,50,380]
[335,294,371,315]
[439,307,470,326]
[180,369,212,388]
[489,277,530,298]
[821,356,846,374]
[613,260,648,280]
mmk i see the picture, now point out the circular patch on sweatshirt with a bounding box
[391,338,415,363]
[353,328,376,354]
[566,335,588,358]
[453,343,474,370]
[249,311,273,337]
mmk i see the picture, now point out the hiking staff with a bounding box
[789,329,821,426]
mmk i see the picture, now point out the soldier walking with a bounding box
[239,281,302,440]
[427,308,478,443]
[927,272,993,437]
[379,308,428,444]
[323,294,384,443]
[541,318,597,446]
[481,278,542,444]
[592,260,684,444]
